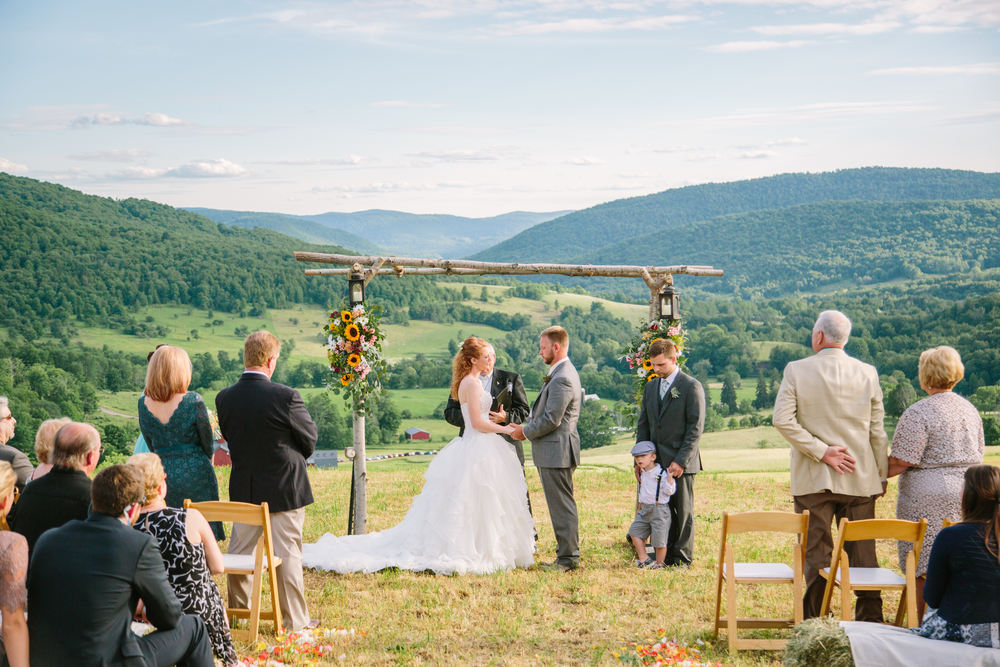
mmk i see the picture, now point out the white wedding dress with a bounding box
[302,391,536,575]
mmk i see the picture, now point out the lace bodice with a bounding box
[460,391,492,434]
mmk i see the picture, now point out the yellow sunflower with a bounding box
[341,373,354,386]
[347,353,361,367]
[341,310,353,323]
[345,323,361,341]
[642,358,653,370]
[647,373,659,381]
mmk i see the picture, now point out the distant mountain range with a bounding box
[185,207,573,257]
[470,167,1000,265]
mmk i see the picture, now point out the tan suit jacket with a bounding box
[773,348,888,497]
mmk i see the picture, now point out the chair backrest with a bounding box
[837,517,928,565]
[942,518,957,529]
[184,499,270,526]
[725,511,810,536]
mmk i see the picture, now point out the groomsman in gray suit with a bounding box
[636,337,705,567]
[512,326,582,572]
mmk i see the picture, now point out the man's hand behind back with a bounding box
[821,445,857,474]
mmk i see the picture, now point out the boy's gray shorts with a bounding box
[628,503,671,548]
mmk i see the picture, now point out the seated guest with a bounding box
[128,453,239,666]
[0,462,29,667]
[0,397,34,492]
[8,422,99,559]
[27,465,214,667]
[912,464,1000,648]
[27,417,72,483]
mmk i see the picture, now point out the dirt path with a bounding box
[100,407,137,419]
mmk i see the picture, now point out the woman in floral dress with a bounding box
[129,453,239,666]
[888,346,985,619]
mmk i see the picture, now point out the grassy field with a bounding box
[210,446,985,666]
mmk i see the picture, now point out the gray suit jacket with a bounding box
[636,371,705,474]
[522,359,582,469]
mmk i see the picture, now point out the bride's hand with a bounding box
[501,424,516,435]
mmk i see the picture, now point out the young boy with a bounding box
[628,441,676,569]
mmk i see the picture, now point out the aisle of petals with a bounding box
[615,632,724,667]
[238,627,360,666]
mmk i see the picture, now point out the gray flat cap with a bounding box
[631,441,656,457]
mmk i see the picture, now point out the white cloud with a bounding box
[70,111,191,129]
[103,158,247,180]
[700,101,935,126]
[767,137,807,146]
[68,149,152,162]
[138,112,188,127]
[495,14,697,35]
[310,181,472,194]
[652,145,694,153]
[565,156,605,165]
[371,101,447,108]
[750,21,900,36]
[685,153,723,162]
[0,157,29,174]
[704,40,815,53]
[866,62,1000,76]
[910,25,967,33]
[736,150,780,159]
[617,171,657,179]
[408,149,512,162]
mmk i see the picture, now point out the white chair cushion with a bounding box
[724,562,795,580]
[223,553,257,571]
[822,567,906,587]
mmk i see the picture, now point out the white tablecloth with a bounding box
[842,621,1000,667]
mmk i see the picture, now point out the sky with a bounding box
[1,0,998,217]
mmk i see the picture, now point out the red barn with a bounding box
[404,428,431,441]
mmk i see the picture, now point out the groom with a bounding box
[512,326,582,572]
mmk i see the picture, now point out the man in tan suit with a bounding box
[773,310,888,622]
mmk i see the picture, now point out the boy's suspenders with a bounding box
[640,471,665,506]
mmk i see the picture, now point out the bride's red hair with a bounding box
[450,337,488,400]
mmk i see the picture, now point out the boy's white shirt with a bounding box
[637,464,675,504]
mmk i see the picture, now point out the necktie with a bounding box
[660,377,669,399]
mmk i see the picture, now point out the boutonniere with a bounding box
[543,375,551,384]
[669,387,681,399]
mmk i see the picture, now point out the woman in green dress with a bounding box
[137,346,224,540]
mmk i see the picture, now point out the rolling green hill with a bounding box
[577,199,1000,298]
[471,167,1000,264]
[184,208,383,254]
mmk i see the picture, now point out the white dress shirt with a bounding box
[637,464,676,504]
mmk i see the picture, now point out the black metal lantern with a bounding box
[348,272,365,306]
[659,285,680,321]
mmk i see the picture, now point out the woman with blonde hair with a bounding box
[137,346,223,540]
[128,454,238,665]
[889,345,985,619]
[303,336,535,574]
[27,417,73,483]
[0,461,29,666]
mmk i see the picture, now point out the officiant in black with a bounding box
[445,343,533,512]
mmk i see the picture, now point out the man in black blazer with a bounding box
[635,338,705,566]
[216,331,318,631]
[9,422,99,559]
[27,465,214,667]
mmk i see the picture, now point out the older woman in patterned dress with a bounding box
[888,346,985,620]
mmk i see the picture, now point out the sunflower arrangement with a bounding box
[619,316,688,426]
[324,300,387,412]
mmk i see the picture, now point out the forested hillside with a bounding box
[472,167,1000,264]
[185,208,382,254]
[577,199,1000,298]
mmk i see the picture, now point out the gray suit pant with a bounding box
[537,466,579,566]
[228,507,310,631]
[667,474,696,566]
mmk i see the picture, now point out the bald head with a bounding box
[51,423,102,473]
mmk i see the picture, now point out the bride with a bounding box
[303,337,536,575]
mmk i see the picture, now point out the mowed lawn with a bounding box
[205,439,1000,665]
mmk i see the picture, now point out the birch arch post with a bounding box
[295,251,723,534]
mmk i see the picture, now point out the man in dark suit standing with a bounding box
[216,331,318,632]
[636,338,705,567]
[445,344,532,503]
[28,464,214,667]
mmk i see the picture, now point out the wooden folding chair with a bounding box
[184,500,283,642]
[942,518,957,529]
[713,511,809,654]
[819,517,927,628]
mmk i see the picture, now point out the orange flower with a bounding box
[347,353,361,367]
[642,358,653,370]
[341,373,354,386]
[341,310,353,323]
[344,324,361,341]
[647,373,659,381]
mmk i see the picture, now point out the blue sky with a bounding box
[1,0,997,216]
